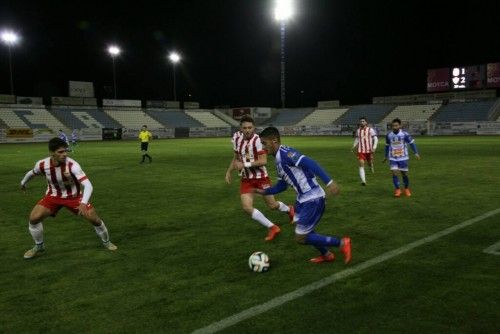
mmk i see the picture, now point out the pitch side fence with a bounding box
[1,122,500,143]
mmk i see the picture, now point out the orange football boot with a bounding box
[340,237,352,264]
[404,188,411,197]
[310,252,335,263]
[288,205,295,224]
[265,225,281,241]
[394,189,402,198]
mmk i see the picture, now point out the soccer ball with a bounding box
[248,251,270,272]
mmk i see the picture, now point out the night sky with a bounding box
[0,0,499,107]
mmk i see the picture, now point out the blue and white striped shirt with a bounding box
[275,145,327,203]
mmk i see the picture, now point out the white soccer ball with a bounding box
[248,251,270,272]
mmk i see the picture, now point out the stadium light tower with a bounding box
[1,30,20,95]
[107,45,121,99]
[274,0,294,108]
[168,51,181,101]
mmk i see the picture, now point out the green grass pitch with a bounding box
[0,136,499,333]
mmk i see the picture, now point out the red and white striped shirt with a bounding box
[232,131,268,179]
[356,127,378,153]
[32,157,88,198]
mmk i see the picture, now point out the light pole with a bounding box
[107,45,121,99]
[274,0,294,108]
[168,51,181,101]
[1,30,20,95]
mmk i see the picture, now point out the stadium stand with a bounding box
[432,100,496,122]
[104,108,164,128]
[380,104,441,124]
[296,108,348,126]
[146,109,203,127]
[185,110,231,127]
[0,106,66,129]
[51,107,121,129]
[334,104,394,125]
[488,98,500,121]
[212,109,240,127]
[264,108,314,126]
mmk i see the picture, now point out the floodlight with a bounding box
[107,45,121,56]
[274,0,294,21]
[0,30,19,45]
[168,52,181,64]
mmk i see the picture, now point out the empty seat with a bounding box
[185,110,230,127]
[297,109,348,126]
[51,108,122,129]
[104,109,164,128]
[0,107,66,129]
[381,104,441,124]
[432,101,496,122]
[265,108,314,126]
[335,105,394,125]
[147,109,203,127]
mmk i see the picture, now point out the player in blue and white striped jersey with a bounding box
[382,118,421,197]
[255,127,352,264]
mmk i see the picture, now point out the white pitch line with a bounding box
[483,240,500,255]
[192,208,500,334]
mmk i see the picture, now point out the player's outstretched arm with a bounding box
[409,141,420,159]
[257,179,287,196]
[298,157,332,184]
[382,134,390,163]
[297,156,339,196]
[372,135,379,152]
[235,152,268,170]
[351,137,359,152]
[225,153,238,184]
[20,170,36,191]
[78,179,93,216]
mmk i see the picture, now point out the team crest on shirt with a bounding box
[287,151,300,162]
[63,165,74,185]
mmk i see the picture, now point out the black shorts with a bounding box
[141,142,149,151]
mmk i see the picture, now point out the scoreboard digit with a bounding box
[451,67,466,89]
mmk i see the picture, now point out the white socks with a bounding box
[251,209,274,228]
[359,167,366,183]
[277,201,290,213]
[94,221,110,243]
[29,222,44,245]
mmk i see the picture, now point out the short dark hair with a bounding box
[392,118,402,125]
[240,115,254,125]
[359,116,367,121]
[142,125,147,128]
[49,137,68,152]
[260,126,281,141]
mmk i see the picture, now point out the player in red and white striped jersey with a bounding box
[20,137,117,259]
[352,116,378,186]
[225,115,294,241]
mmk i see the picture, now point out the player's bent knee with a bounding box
[295,234,307,244]
[241,205,254,215]
[267,201,279,210]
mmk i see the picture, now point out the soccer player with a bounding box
[382,118,421,197]
[255,127,352,264]
[70,129,78,150]
[225,115,294,241]
[20,137,117,259]
[58,129,71,152]
[138,125,153,163]
[351,116,378,185]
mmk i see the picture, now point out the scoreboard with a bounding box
[427,62,500,92]
[450,65,484,89]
